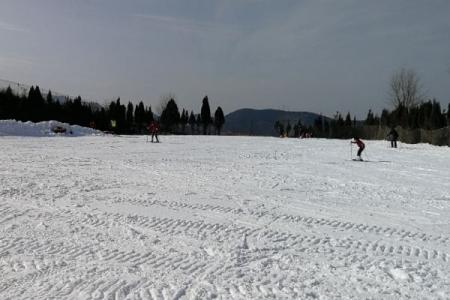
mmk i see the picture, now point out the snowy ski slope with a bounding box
[0,135,449,299]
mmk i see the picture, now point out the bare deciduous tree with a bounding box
[389,68,424,109]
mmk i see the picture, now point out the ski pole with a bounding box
[350,142,353,160]
[364,148,370,161]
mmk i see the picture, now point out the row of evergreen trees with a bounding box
[274,112,356,138]
[364,100,450,130]
[159,96,225,135]
[274,120,314,137]
[0,85,225,134]
[309,99,450,139]
[275,98,449,139]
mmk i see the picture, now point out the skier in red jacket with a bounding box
[148,121,160,143]
[351,136,365,161]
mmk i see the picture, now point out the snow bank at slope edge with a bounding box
[0,119,103,137]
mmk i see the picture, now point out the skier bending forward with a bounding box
[351,136,365,161]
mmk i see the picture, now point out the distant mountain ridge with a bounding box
[223,108,327,136]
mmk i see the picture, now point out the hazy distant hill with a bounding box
[0,78,102,110]
[223,108,326,136]
[0,78,67,102]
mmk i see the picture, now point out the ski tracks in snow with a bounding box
[0,136,449,299]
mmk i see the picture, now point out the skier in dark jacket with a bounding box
[387,127,399,148]
[351,136,365,161]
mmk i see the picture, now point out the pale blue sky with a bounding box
[1,0,449,117]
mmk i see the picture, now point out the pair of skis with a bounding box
[146,136,160,143]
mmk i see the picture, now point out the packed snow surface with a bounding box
[0,135,449,299]
[0,119,101,137]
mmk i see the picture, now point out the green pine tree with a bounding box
[214,107,225,135]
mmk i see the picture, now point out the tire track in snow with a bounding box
[74,210,450,264]
[0,233,212,299]
[0,236,211,277]
[276,213,450,244]
[112,198,450,245]
[1,211,448,299]
[1,201,448,299]
[0,204,31,225]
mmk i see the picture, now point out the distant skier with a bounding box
[351,136,365,161]
[387,127,399,148]
[148,121,160,143]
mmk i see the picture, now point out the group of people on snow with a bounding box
[147,119,399,161]
[350,127,399,161]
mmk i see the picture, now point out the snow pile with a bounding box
[0,119,102,137]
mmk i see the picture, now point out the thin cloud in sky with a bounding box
[132,13,242,36]
[0,55,35,83]
[0,1,449,117]
[0,55,34,66]
[0,21,30,33]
